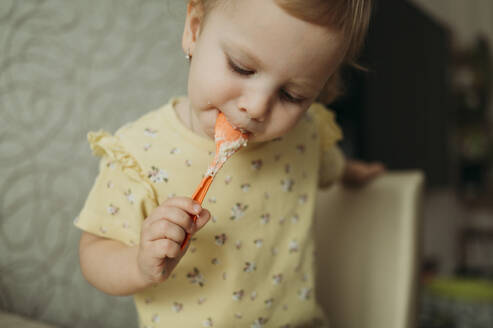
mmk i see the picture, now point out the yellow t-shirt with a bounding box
[75,97,342,328]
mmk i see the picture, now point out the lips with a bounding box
[221,114,252,135]
[231,124,251,136]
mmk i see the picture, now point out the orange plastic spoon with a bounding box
[181,113,249,249]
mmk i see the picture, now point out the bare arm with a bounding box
[79,232,149,296]
[78,196,211,296]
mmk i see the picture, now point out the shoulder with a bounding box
[113,99,177,152]
[307,101,328,114]
[307,102,336,123]
[87,100,174,161]
[115,101,173,140]
[307,102,343,149]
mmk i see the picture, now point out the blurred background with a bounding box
[332,0,493,326]
[0,0,492,327]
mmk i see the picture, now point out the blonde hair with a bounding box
[191,0,373,103]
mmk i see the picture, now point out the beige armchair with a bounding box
[0,171,423,328]
[315,171,424,328]
[0,1,425,326]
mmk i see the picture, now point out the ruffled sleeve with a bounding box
[74,130,158,246]
[310,103,346,188]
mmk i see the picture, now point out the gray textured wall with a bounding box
[0,1,187,327]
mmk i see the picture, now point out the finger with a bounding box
[366,163,385,178]
[193,208,211,233]
[374,163,386,173]
[148,219,186,244]
[161,206,195,233]
[150,238,181,259]
[145,203,195,232]
[161,196,202,217]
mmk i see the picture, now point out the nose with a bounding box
[237,91,272,122]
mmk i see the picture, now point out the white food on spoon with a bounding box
[206,135,248,177]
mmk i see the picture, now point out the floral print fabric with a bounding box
[75,98,342,328]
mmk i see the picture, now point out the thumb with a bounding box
[193,208,211,232]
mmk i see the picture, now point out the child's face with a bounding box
[182,0,344,142]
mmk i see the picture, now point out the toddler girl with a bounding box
[76,0,376,327]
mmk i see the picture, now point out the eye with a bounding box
[228,58,255,76]
[280,89,305,104]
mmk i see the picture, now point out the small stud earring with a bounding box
[185,51,192,63]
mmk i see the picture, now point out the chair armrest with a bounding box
[314,171,424,328]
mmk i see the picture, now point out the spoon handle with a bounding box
[181,175,214,250]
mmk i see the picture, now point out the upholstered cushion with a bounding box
[0,311,58,328]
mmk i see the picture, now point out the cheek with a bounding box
[205,64,240,101]
[189,54,239,106]
[265,106,306,138]
[278,106,305,127]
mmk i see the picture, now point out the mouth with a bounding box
[221,114,252,136]
[232,124,252,136]
[238,127,250,134]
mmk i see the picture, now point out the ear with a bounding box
[182,1,204,56]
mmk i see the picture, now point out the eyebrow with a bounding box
[221,39,318,94]
[221,40,263,68]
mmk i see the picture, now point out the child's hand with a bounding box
[137,196,210,285]
[342,159,386,186]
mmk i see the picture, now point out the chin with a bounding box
[205,126,215,140]
[248,134,275,143]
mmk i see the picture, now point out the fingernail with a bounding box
[193,204,202,214]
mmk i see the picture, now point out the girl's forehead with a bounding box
[207,0,344,77]
[209,0,343,48]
